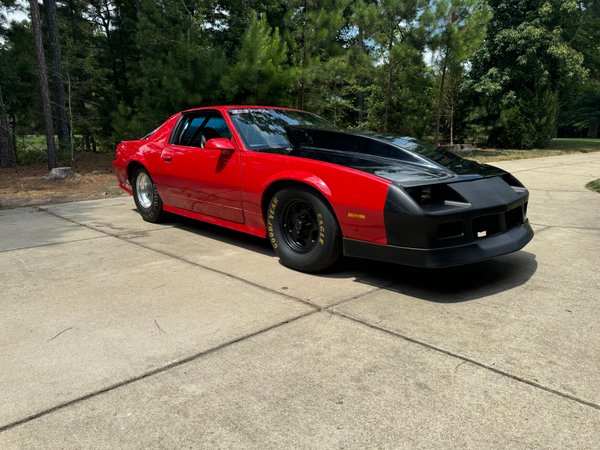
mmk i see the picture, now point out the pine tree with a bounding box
[426,0,490,145]
[115,0,226,138]
[45,0,72,156]
[355,0,428,132]
[0,84,14,168]
[1,0,23,166]
[284,0,349,111]
[29,0,58,169]
[222,15,295,105]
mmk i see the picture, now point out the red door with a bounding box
[158,111,244,223]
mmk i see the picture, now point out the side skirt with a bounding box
[163,204,267,238]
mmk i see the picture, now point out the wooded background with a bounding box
[0,0,599,169]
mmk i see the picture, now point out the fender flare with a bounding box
[260,171,334,218]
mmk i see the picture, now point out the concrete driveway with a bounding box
[1,152,599,448]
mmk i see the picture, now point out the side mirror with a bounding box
[204,138,235,155]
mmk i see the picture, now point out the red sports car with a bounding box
[113,106,533,272]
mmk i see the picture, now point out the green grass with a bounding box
[548,138,600,151]
[461,138,600,163]
[15,135,57,164]
[14,134,109,165]
[16,134,49,150]
[586,178,600,193]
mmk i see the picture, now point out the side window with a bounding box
[173,112,232,148]
[178,115,208,147]
[202,116,232,142]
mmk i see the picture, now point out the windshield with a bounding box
[228,108,337,151]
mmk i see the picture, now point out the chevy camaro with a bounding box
[113,106,533,272]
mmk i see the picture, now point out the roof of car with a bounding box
[181,105,302,114]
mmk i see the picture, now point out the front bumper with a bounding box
[343,220,534,268]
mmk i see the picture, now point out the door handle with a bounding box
[161,153,173,162]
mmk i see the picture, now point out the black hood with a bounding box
[282,127,505,187]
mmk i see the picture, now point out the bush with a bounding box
[492,89,559,149]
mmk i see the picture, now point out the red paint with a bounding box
[113,106,391,244]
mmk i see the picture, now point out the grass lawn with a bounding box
[14,134,91,164]
[15,134,49,149]
[458,138,600,163]
[548,138,600,151]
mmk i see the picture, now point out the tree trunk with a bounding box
[67,73,74,161]
[357,82,365,125]
[357,26,366,125]
[299,1,308,109]
[29,0,58,169]
[384,37,393,133]
[434,41,449,146]
[0,85,15,168]
[385,66,391,133]
[95,0,121,97]
[587,117,598,138]
[45,0,72,155]
[10,112,17,161]
[449,105,454,145]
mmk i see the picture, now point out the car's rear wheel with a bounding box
[267,187,341,272]
[132,167,164,223]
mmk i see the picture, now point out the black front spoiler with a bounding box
[343,221,534,268]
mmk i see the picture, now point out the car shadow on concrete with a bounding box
[168,214,275,255]
[169,214,538,304]
[336,252,538,303]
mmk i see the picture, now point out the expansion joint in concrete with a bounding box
[331,310,600,412]
[0,309,318,434]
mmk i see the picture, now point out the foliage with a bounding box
[466,0,589,148]
[424,0,491,144]
[558,1,600,138]
[0,0,599,166]
[365,44,435,137]
[586,178,600,193]
[496,87,559,148]
[112,0,227,139]
[221,15,295,106]
[559,89,600,137]
[1,21,40,134]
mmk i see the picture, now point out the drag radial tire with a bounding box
[132,167,164,223]
[267,187,342,273]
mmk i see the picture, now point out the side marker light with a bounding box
[347,212,366,219]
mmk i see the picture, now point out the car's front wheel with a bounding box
[267,187,341,272]
[132,167,164,223]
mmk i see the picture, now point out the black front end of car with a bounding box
[279,126,533,268]
[344,174,534,268]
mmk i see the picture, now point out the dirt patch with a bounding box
[0,153,126,209]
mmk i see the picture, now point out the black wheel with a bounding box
[267,187,341,273]
[132,167,164,223]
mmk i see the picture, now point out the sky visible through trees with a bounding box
[0,0,598,168]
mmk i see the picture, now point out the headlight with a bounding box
[404,184,467,206]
